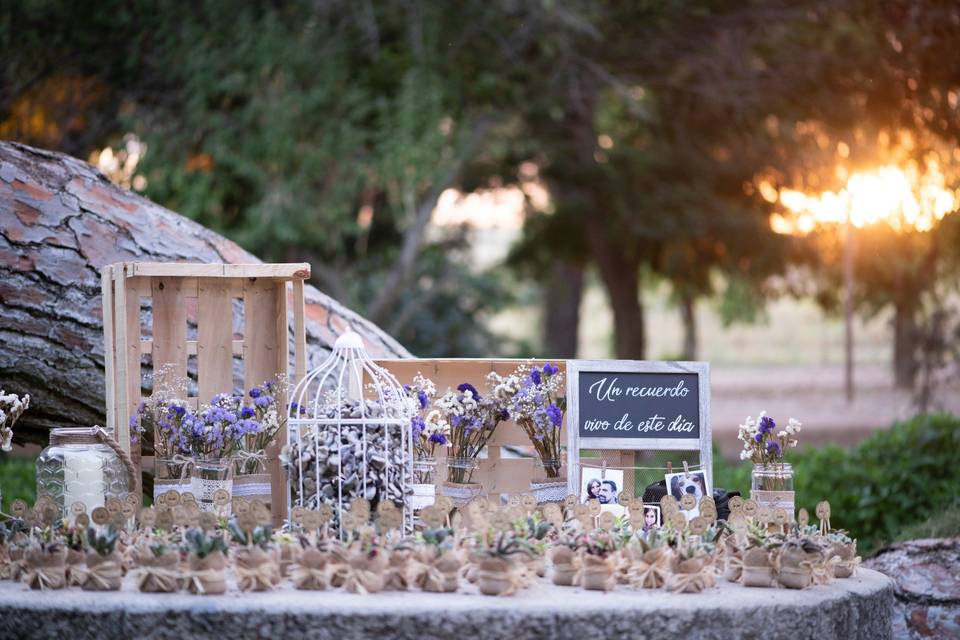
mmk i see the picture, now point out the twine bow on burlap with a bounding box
[82,558,123,591]
[24,566,66,591]
[629,549,673,589]
[576,554,616,592]
[341,552,387,595]
[290,548,330,590]
[664,556,716,594]
[475,557,526,597]
[135,566,182,593]
[235,558,279,592]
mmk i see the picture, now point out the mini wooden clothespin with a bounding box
[666,461,673,475]
[682,460,691,478]
[601,459,607,479]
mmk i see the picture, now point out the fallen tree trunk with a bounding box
[0,141,411,446]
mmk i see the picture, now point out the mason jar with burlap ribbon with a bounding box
[233,449,272,509]
[35,426,137,520]
[750,463,795,520]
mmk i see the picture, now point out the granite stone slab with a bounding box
[0,568,894,640]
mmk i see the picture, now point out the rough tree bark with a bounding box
[680,292,698,361]
[542,260,583,358]
[893,299,919,389]
[0,142,411,445]
[585,223,646,359]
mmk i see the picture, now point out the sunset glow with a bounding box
[767,162,958,235]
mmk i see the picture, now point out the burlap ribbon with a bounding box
[664,556,716,594]
[413,549,461,593]
[548,546,580,587]
[82,554,123,591]
[629,548,672,589]
[741,547,775,588]
[577,554,615,592]
[475,557,525,597]
[187,552,228,595]
[721,551,744,583]
[65,548,86,587]
[291,548,330,590]
[235,549,279,592]
[23,547,67,591]
[136,566,182,592]
[342,551,387,594]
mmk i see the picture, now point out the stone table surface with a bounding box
[0,568,894,640]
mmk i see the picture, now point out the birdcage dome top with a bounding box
[288,331,413,427]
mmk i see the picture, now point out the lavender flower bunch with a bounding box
[236,378,287,474]
[186,392,261,459]
[0,389,29,452]
[435,380,509,483]
[737,411,802,464]
[405,373,449,460]
[488,363,566,478]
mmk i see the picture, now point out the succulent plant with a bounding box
[86,525,120,556]
[183,528,228,558]
[227,519,273,549]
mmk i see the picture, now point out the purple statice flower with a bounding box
[253,395,271,408]
[417,390,429,410]
[497,408,510,422]
[457,382,480,399]
[451,415,463,427]
[129,415,139,429]
[249,387,262,399]
[411,416,426,439]
[766,441,781,457]
[264,380,276,392]
[759,415,775,433]
[755,433,763,443]
[239,406,256,419]
[546,404,563,427]
[428,432,448,446]
[530,368,542,385]
[542,363,559,376]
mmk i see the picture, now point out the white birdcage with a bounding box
[286,332,414,535]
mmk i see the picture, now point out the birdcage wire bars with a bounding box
[286,332,414,536]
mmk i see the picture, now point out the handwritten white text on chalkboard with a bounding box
[587,376,691,402]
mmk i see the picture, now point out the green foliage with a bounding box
[183,528,229,558]
[227,519,273,549]
[714,414,960,554]
[0,456,35,514]
[86,525,120,556]
[894,502,960,544]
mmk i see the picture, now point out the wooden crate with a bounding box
[380,359,590,499]
[101,262,309,515]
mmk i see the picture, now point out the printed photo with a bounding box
[664,469,710,519]
[640,504,661,533]
[581,468,626,517]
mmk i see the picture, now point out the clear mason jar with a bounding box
[190,454,234,514]
[751,463,795,516]
[445,456,479,485]
[534,457,565,481]
[36,427,133,518]
[412,456,437,485]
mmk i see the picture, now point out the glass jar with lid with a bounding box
[35,427,136,518]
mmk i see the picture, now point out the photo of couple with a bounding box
[584,476,619,505]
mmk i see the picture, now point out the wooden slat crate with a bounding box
[101,262,309,516]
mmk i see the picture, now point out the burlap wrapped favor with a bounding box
[463,550,484,584]
[614,548,635,585]
[776,547,818,590]
[383,548,414,591]
[136,548,183,593]
[664,555,716,594]
[7,546,25,582]
[476,556,523,596]
[187,551,228,595]
[741,547,775,588]
[414,548,462,593]
[628,547,672,589]
[23,546,67,590]
[235,548,279,592]
[548,546,580,587]
[578,554,615,592]
[721,539,743,583]
[65,548,87,587]
[290,548,331,590]
[83,551,123,591]
[342,549,388,594]
[828,541,860,579]
[276,543,301,579]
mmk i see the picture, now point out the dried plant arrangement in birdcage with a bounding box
[284,332,414,536]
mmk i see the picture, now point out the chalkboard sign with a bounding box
[578,370,701,439]
[565,360,711,494]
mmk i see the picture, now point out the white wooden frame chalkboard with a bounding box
[565,359,712,495]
